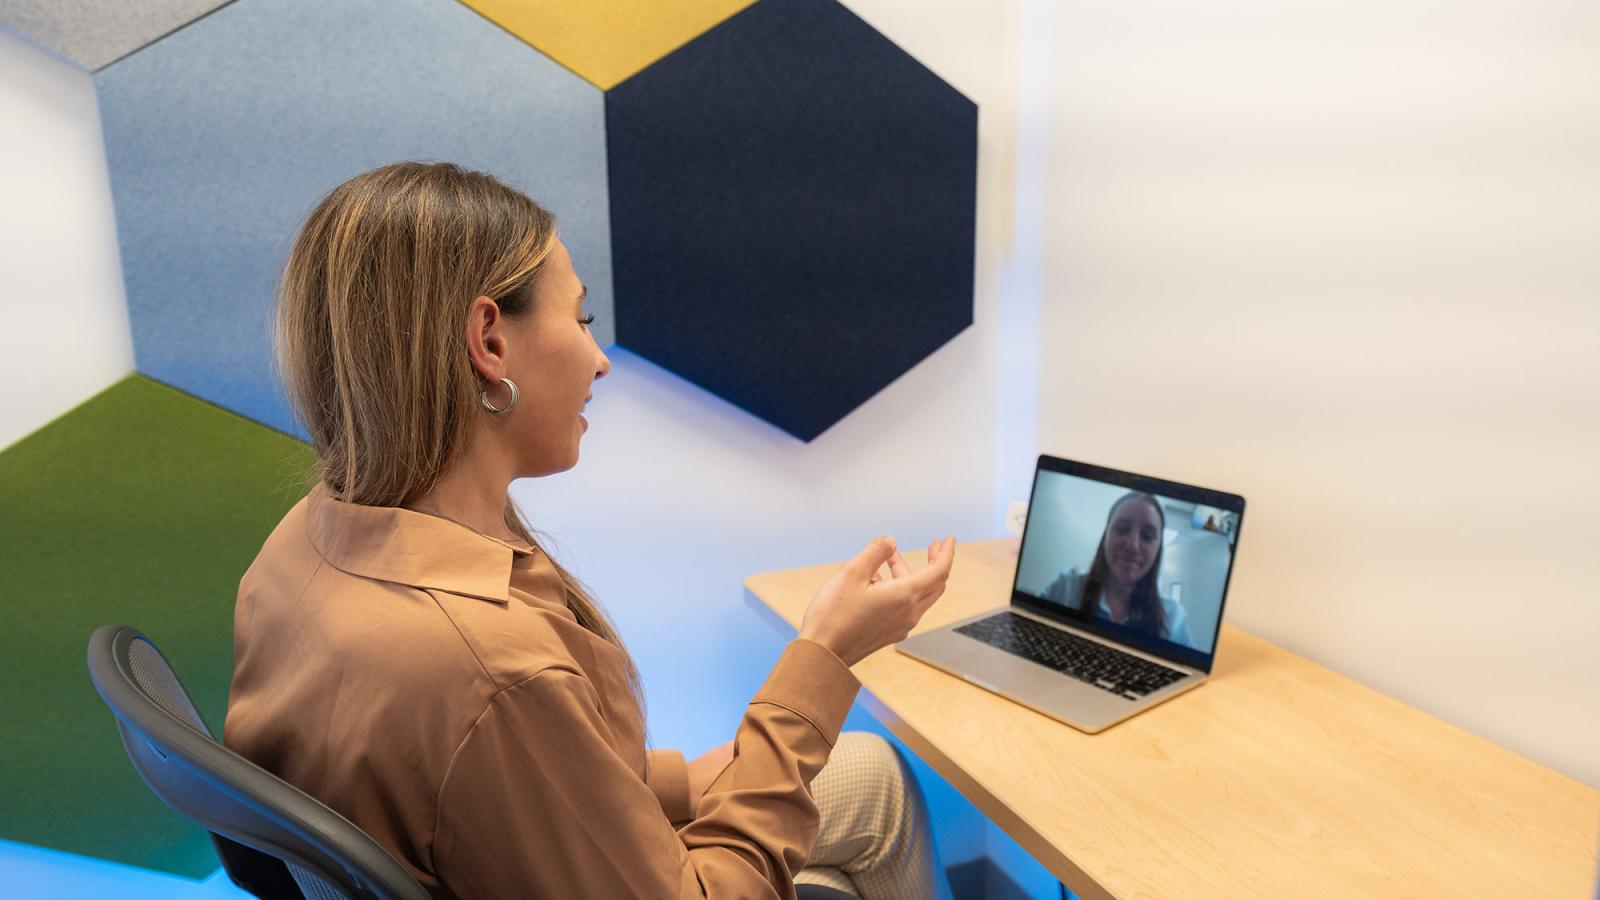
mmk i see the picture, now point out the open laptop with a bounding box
[896,455,1245,733]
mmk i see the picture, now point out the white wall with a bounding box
[0,27,132,451]
[1029,0,1600,785]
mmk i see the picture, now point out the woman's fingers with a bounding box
[912,538,956,610]
[865,538,956,614]
[843,536,898,582]
[901,537,954,590]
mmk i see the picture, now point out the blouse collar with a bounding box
[304,482,535,605]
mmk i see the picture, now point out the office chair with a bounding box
[88,624,428,899]
[88,625,858,900]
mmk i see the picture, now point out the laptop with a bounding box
[896,455,1245,733]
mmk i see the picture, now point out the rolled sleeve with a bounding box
[648,748,693,824]
[748,638,860,747]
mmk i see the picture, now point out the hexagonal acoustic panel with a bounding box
[606,0,978,441]
[96,0,614,438]
[459,0,757,90]
[0,0,232,71]
[0,375,316,875]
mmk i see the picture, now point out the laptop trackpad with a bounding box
[957,648,1065,695]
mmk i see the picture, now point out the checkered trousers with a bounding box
[794,732,955,900]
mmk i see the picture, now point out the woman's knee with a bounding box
[836,732,907,794]
[833,732,915,839]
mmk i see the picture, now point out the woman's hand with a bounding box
[686,739,735,817]
[798,535,957,667]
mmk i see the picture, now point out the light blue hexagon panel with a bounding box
[95,0,614,438]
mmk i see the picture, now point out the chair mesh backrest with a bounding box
[289,863,350,900]
[127,638,210,734]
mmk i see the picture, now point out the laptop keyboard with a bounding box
[955,612,1188,700]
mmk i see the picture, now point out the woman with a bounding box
[1043,492,1194,647]
[223,162,957,899]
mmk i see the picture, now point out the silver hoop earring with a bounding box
[480,376,519,414]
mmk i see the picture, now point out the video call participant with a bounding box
[1043,491,1195,648]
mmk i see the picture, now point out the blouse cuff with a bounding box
[751,638,861,747]
[645,748,692,824]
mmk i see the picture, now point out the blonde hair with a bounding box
[274,161,645,725]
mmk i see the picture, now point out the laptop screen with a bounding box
[1011,456,1245,671]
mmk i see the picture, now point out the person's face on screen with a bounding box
[503,239,610,475]
[1102,498,1161,587]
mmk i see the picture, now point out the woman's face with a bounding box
[1101,498,1161,586]
[503,239,610,476]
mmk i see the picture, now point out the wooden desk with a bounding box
[745,538,1599,899]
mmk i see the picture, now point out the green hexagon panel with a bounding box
[0,375,315,875]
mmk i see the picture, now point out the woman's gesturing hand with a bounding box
[798,535,957,667]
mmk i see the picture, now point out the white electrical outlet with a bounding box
[1004,501,1028,536]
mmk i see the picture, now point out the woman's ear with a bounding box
[464,295,507,381]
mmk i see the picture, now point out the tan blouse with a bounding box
[224,483,861,898]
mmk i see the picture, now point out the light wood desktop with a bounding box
[744,538,1599,899]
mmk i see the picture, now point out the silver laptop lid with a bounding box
[1011,456,1246,674]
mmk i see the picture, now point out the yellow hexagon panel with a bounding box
[458,0,757,89]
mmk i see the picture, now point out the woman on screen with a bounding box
[223,162,956,899]
[1044,491,1195,648]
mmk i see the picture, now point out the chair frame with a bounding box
[88,624,429,900]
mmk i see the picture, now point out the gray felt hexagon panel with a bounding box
[0,0,233,71]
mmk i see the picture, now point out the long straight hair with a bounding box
[273,161,645,727]
[1084,492,1167,639]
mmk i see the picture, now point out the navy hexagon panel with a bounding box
[606,0,978,441]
